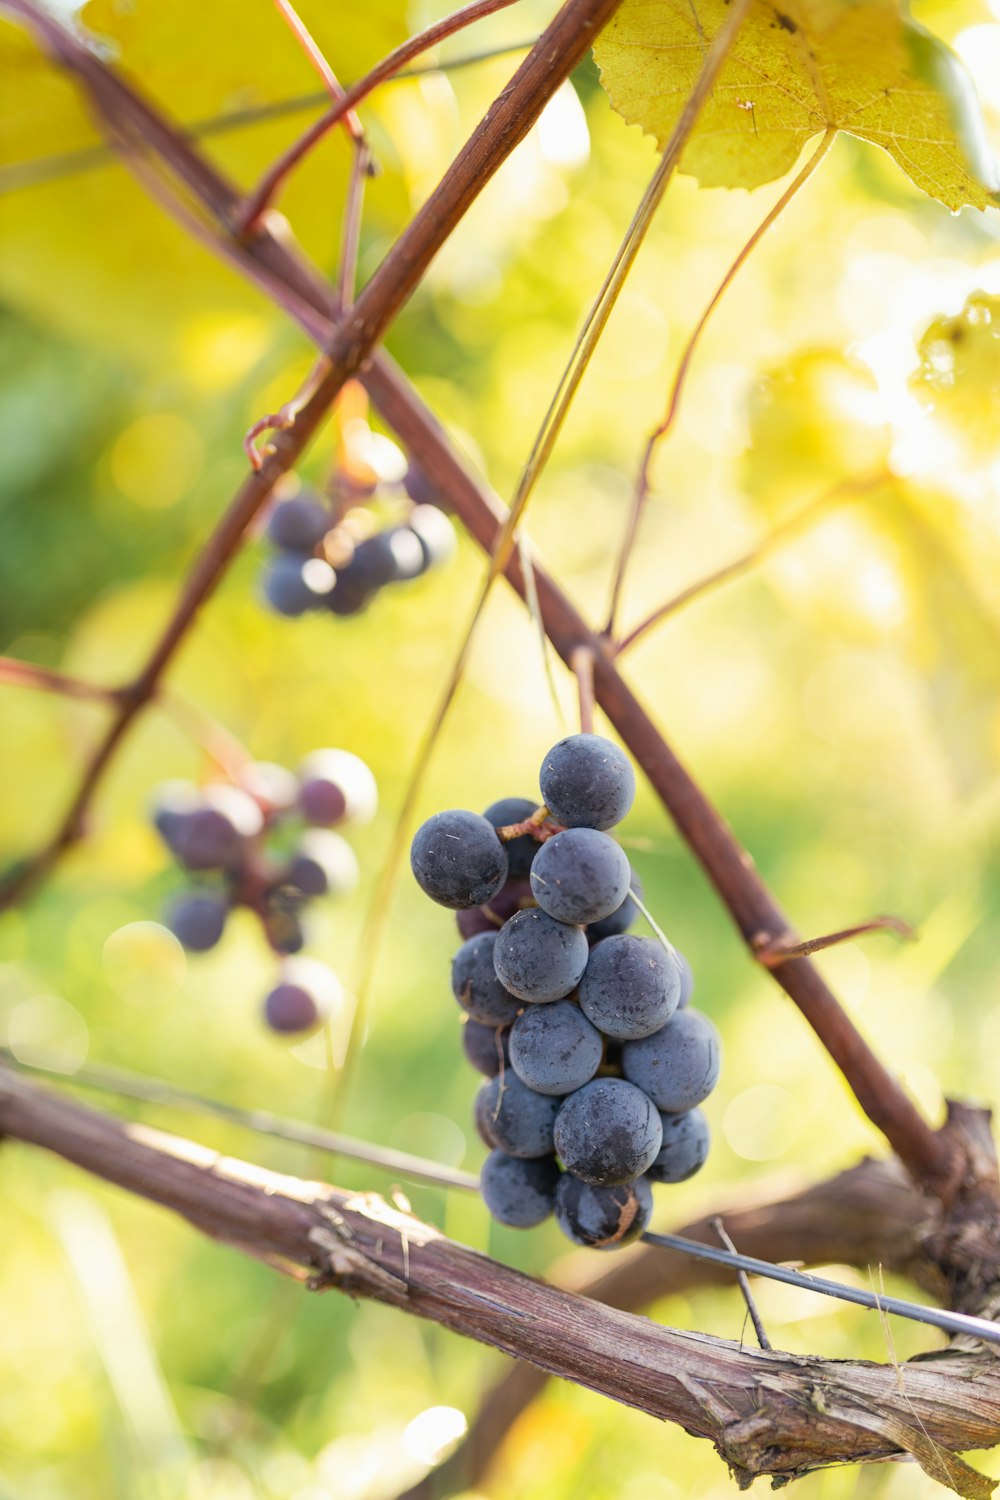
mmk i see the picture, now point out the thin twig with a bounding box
[754,915,916,967]
[238,0,524,233]
[0,656,120,704]
[615,470,890,655]
[0,1050,479,1191]
[603,128,837,639]
[571,644,596,734]
[273,0,365,141]
[0,41,537,197]
[710,1216,771,1350]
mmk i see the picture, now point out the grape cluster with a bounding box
[410,734,720,1250]
[260,468,455,620]
[152,748,376,1035]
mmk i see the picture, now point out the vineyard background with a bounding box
[3,0,1000,1496]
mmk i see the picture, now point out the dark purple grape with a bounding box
[347,528,424,589]
[578,935,680,1041]
[262,960,340,1035]
[298,749,377,826]
[554,1174,652,1249]
[509,1000,603,1095]
[411,810,508,910]
[262,552,335,616]
[451,932,522,1026]
[404,462,445,510]
[648,1108,710,1184]
[461,1019,512,1077]
[553,1078,662,1186]
[492,908,588,1004]
[483,798,539,880]
[475,1073,560,1158]
[265,495,330,552]
[151,780,201,854]
[407,506,456,570]
[326,576,373,616]
[529,827,631,925]
[539,733,635,831]
[173,786,263,871]
[621,1009,721,1113]
[587,874,643,942]
[456,906,501,941]
[480,1151,559,1228]
[285,829,360,898]
[166,891,228,952]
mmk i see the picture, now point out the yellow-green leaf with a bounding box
[594,0,1000,211]
[911,291,1000,457]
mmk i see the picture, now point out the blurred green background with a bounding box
[3,0,1000,1497]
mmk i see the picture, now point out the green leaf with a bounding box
[594,0,1000,210]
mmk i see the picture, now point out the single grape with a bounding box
[492,908,588,1003]
[587,873,643,942]
[554,1174,653,1250]
[262,552,336,616]
[262,904,306,955]
[348,528,424,589]
[621,1008,721,1113]
[285,829,360,899]
[455,905,500,941]
[451,932,522,1026]
[166,891,228,952]
[578,934,680,1041]
[480,1151,559,1228]
[326,576,373,616]
[411,810,508,909]
[408,505,456,569]
[675,949,694,1009]
[404,462,444,510]
[529,827,631,925]
[553,1077,662,1185]
[483,797,539,880]
[648,1108,710,1184]
[263,958,342,1035]
[173,785,263,870]
[461,1019,512,1077]
[298,749,378,825]
[150,780,201,853]
[509,1000,603,1095]
[539,733,635,830]
[455,878,534,939]
[475,1073,560,1158]
[265,494,330,552]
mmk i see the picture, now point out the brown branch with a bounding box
[400,1155,948,1500]
[237,0,524,232]
[0,0,956,1191]
[0,655,120,704]
[0,0,625,908]
[0,1065,996,1497]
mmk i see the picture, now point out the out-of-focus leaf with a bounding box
[594,0,1000,210]
[0,3,411,363]
[744,348,891,510]
[911,291,1000,458]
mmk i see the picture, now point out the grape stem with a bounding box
[753,914,917,967]
[571,644,596,734]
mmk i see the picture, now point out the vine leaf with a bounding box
[594,0,1000,211]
